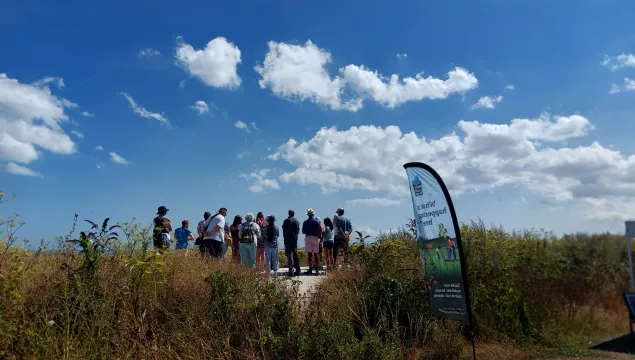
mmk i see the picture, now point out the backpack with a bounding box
[240,223,256,244]
[153,216,170,248]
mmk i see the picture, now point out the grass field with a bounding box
[0,208,631,359]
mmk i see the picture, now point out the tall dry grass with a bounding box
[0,205,630,359]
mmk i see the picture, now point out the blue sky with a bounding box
[2,0,635,243]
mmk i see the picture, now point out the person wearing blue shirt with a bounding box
[174,220,194,250]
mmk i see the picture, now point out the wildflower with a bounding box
[423,253,429,262]
[88,232,96,237]
[47,320,55,327]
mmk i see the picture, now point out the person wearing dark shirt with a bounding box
[302,208,321,276]
[282,209,301,276]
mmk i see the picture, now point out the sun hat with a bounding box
[157,205,169,214]
[306,208,315,216]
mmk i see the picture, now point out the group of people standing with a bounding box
[152,206,353,276]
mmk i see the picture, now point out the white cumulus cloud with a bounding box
[71,130,84,139]
[6,162,42,177]
[505,85,515,90]
[0,73,77,165]
[241,169,280,193]
[191,100,209,115]
[109,152,129,165]
[80,111,94,117]
[471,95,503,109]
[96,145,103,151]
[175,36,242,89]
[119,92,170,127]
[33,76,65,89]
[609,78,635,94]
[602,53,635,71]
[255,40,477,111]
[396,53,408,59]
[267,114,635,220]
[234,120,250,133]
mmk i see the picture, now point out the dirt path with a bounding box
[277,266,325,298]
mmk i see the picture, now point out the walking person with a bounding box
[256,212,268,270]
[152,206,173,250]
[447,238,457,260]
[322,217,335,270]
[333,208,353,266]
[197,212,212,255]
[174,220,194,250]
[282,210,301,277]
[302,208,321,276]
[239,213,260,268]
[201,208,227,259]
[262,215,280,275]
[229,215,242,263]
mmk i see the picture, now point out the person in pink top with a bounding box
[256,212,268,270]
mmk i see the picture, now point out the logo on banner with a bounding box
[412,175,423,196]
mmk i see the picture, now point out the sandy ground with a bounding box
[277,266,325,298]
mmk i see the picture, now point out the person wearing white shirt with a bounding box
[202,207,227,259]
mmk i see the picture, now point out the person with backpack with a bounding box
[333,207,353,266]
[201,207,227,259]
[239,213,260,268]
[197,211,212,255]
[152,206,173,250]
[262,215,280,275]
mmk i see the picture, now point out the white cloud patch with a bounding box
[236,152,248,159]
[267,114,635,220]
[175,36,242,89]
[119,92,170,127]
[179,80,186,88]
[396,53,408,59]
[80,111,94,117]
[609,78,635,94]
[602,53,635,71]
[505,85,515,90]
[347,197,400,207]
[241,169,280,193]
[6,162,42,177]
[234,120,250,133]
[0,73,77,165]
[251,122,258,130]
[109,152,129,165]
[33,76,65,89]
[71,130,84,139]
[139,48,161,57]
[191,100,209,115]
[255,40,477,111]
[95,145,103,151]
[471,95,503,109]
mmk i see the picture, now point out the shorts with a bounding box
[323,240,334,249]
[305,236,320,253]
